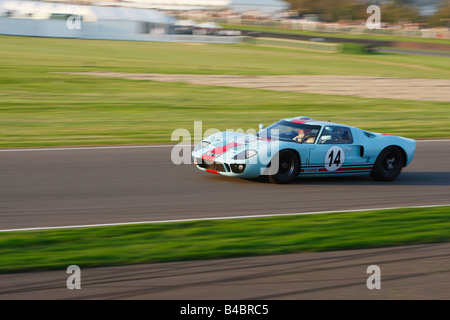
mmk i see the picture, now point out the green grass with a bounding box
[1,206,449,273]
[1,76,449,147]
[0,35,450,147]
[2,35,450,77]
[222,23,450,46]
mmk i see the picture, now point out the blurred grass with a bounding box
[1,35,450,77]
[0,35,449,147]
[0,206,449,273]
[1,73,449,147]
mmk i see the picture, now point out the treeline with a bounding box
[285,0,450,27]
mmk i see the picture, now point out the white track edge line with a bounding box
[0,139,449,152]
[1,203,449,233]
[0,145,193,152]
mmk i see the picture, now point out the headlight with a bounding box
[194,141,210,152]
[233,149,258,160]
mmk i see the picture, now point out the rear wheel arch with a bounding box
[371,145,405,181]
[395,145,408,167]
[380,145,407,166]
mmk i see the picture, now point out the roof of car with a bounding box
[284,116,350,128]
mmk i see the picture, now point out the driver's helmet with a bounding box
[300,128,311,136]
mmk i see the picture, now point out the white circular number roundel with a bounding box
[324,146,345,171]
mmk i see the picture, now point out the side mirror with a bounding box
[319,135,332,144]
[259,123,264,130]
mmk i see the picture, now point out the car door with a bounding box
[308,126,365,173]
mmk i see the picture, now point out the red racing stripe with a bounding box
[290,120,309,124]
[300,166,373,173]
[337,166,373,171]
[317,166,373,172]
[202,154,215,161]
[202,142,241,161]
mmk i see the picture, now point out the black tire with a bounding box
[371,146,404,181]
[268,150,300,184]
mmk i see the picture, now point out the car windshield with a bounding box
[258,120,321,144]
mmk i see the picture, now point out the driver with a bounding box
[293,128,311,143]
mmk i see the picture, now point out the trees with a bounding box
[427,5,450,27]
[285,0,422,23]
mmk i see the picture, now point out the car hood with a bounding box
[193,131,274,163]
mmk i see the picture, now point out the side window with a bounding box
[318,126,353,144]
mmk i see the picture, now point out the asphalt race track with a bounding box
[0,140,449,299]
[1,242,450,300]
[1,140,449,230]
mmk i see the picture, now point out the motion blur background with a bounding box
[0,0,449,41]
[0,0,449,147]
[0,0,450,300]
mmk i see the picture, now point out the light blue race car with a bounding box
[191,117,416,184]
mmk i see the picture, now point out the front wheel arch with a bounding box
[267,149,301,184]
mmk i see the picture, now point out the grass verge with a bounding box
[0,206,449,273]
[1,35,450,147]
[1,75,449,147]
[2,35,449,78]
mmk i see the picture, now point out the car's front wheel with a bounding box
[371,146,404,181]
[268,150,300,184]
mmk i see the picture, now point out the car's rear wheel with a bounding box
[268,150,300,184]
[371,146,404,181]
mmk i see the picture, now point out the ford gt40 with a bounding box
[191,117,416,184]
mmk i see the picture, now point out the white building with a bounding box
[0,0,243,42]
